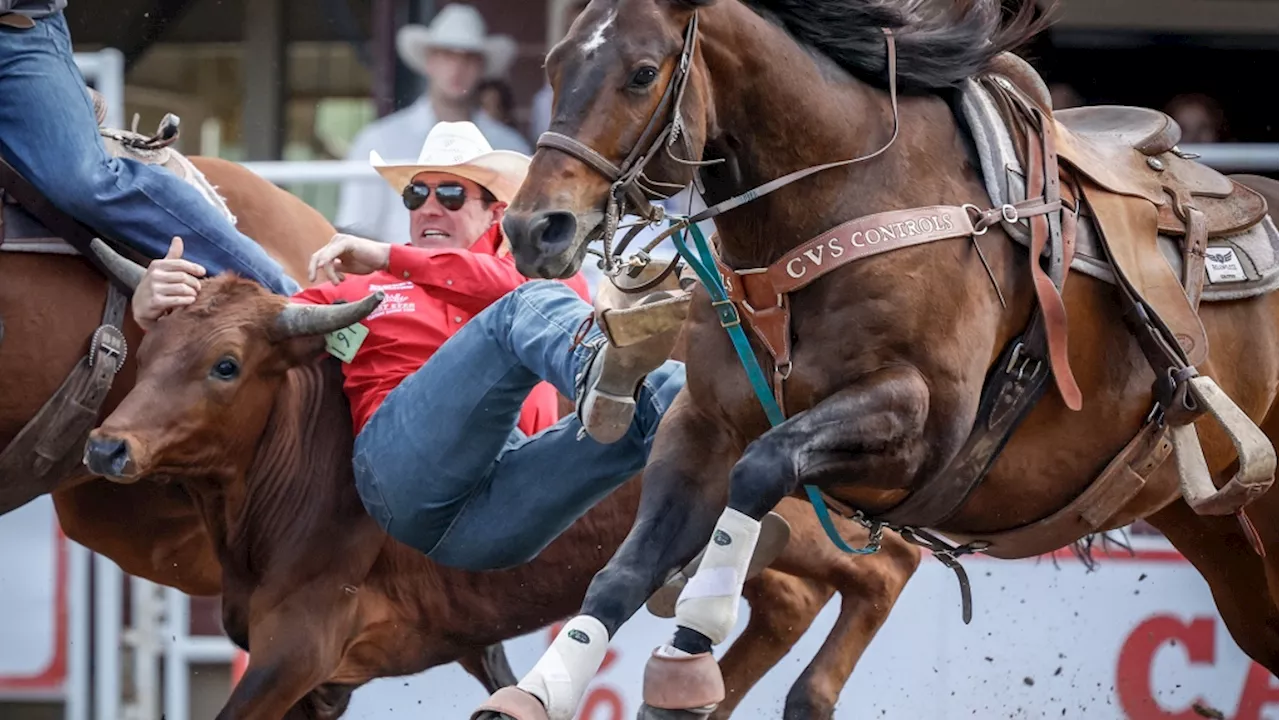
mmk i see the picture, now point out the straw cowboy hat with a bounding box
[396,4,518,81]
[369,121,530,204]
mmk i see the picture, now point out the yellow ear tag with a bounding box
[325,322,369,363]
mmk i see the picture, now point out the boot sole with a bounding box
[580,388,637,445]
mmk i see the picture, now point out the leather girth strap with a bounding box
[0,285,128,514]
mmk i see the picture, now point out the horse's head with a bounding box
[82,243,381,483]
[504,0,715,278]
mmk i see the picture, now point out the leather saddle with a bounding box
[984,55,1269,368]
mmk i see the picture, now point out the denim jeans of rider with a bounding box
[0,12,298,295]
[353,281,686,571]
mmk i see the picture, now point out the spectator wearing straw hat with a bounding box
[337,4,529,245]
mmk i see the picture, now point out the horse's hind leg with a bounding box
[771,522,920,719]
[646,367,929,716]
[711,570,834,719]
[1146,481,1278,675]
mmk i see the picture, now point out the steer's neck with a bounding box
[188,359,368,582]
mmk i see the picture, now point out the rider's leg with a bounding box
[352,280,681,563]
[0,12,298,295]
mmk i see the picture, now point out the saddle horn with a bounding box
[88,238,146,291]
[272,293,384,340]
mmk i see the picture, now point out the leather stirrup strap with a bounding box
[1024,120,1082,411]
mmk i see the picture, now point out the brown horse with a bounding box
[491,0,1278,717]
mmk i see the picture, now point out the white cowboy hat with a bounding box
[396,4,518,81]
[369,121,530,204]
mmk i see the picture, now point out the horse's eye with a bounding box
[210,357,240,381]
[629,66,659,89]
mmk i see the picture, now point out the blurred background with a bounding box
[0,0,1276,718]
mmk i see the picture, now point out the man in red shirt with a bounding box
[131,121,691,571]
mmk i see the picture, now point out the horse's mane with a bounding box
[726,0,1052,92]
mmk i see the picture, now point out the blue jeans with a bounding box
[0,13,298,295]
[353,281,686,571]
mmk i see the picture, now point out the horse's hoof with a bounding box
[636,703,716,719]
[470,687,549,720]
[642,650,724,715]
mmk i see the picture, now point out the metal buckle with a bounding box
[711,299,740,328]
[1003,341,1042,381]
[962,203,988,236]
[88,324,128,373]
[1000,204,1019,223]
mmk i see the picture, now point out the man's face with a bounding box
[405,171,504,250]
[424,48,485,103]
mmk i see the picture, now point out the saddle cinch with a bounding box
[0,88,225,512]
[941,54,1278,557]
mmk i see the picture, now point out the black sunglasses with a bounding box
[402,182,469,212]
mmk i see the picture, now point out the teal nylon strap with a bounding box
[670,223,877,555]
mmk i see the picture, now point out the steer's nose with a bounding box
[502,210,580,278]
[83,434,138,481]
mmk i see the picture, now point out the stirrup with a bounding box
[1173,376,1276,516]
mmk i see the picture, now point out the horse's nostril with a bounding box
[529,211,578,253]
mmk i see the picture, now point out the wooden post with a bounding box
[241,0,286,160]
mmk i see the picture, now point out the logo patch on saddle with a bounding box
[713,530,732,546]
[1204,247,1248,284]
[567,629,591,644]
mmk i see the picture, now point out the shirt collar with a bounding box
[466,223,505,257]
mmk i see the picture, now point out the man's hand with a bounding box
[308,233,391,285]
[133,237,206,331]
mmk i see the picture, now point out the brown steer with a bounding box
[83,259,918,718]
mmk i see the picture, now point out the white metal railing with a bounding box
[240,143,1279,186]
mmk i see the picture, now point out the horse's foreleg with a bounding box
[626,367,929,718]
[668,365,930,659]
[474,393,736,720]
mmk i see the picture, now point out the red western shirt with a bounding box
[292,226,591,434]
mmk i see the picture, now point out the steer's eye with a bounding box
[628,65,659,89]
[210,357,240,381]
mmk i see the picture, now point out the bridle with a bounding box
[536,12,709,289]
[534,9,903,293]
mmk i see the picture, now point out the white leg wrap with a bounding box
[674,508,760,645]
[516,615,609,720]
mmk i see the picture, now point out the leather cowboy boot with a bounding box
[574,288,688,444]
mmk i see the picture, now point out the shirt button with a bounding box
[402,271,410,279]
[454,316,463,323]
[445,279,454,286]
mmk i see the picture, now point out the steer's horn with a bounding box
[272,292,384,339]
[88,238,146,291]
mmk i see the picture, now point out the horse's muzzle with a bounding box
[503,210,581,278]
[83,433,140,482]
